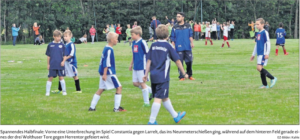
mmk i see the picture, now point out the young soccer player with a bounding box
[129,26,152,107]
[124,24,132,46]
[205,22,213,45]
[45,30,67,96]
[250,18,277,89]
[144,24,188,125]
[201,22,206,40]
[88,32,126,112]
[63,30,81,93]
[275,22,288,56]
[221,22,230,48]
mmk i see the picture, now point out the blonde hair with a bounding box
[33,22,37,27]
[53,30,62,37]
[107,32,118,42]
[64,30,73,37]
[256,18,265,24]
[130,26,142,36]
[39,35,43,40]
[155,24,169,39]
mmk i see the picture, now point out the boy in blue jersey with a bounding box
[144,24,188,125]
[52,30,82,94]
[129,26,153,107]
[275,22,288,56]
[88,32,126,112]
[170,12,195,81]
[45,30,67,96]
[151,16,161,40]
[250,18,277,89]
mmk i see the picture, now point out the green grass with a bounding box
[1,39,299,124]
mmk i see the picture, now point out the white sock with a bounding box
[163,99,178,118]
[149,102,161,123]
[46,81,52,93]
[114,94,122,109]
[60,80,66,92]
[147,85,152,93]
[138,85,142,90]
[142,88,149,104]
[90,94,100,109]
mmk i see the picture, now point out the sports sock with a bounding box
[75,79,81,91]
[142,88,150,104]
[205,41,207,45]
[114,94,122,109]
[147,85,152,93]
[276,49,278,54]
[46,81,52,93]
[163,99,178,118]
[90,94,100,109]
[58,81,62,91]
[221,43,224,47]
[149,102,161,123]
[60,79,66,92]
[283,49,287,54]
[226,42,230,47]
[260,73,268,86]
[261,68,274,80]
[210,40,213,45]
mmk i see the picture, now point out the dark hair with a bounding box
[279,22,283,27]
[177,12,185,17]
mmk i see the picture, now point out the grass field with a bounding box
[1,39,299,125]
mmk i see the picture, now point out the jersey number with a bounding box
[277,33,283,38]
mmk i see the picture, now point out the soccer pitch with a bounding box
[1,39,298,125]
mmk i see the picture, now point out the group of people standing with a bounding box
[191,19,235,41]
[11,22,45,46]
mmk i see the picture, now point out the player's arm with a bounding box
[47,56,50,70]
[61,56,67,66]
[65,44,75,60]
[170,28,176,47]
[189,27,194,48]
[102,67,108,81]
[264,32,271,59]
[251,44,257,61]
[143,60,151,82]
[175,60,188,79]
[129,57,133,71]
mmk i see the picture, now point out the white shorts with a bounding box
[132,70,146,83]
[65,62,78,77]
[99,75,121,90]
[257,55,268,66]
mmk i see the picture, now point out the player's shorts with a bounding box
[177,51,193,63]
[205,37,211,39]
[132,70,148,83]
[276,43,285,46]
[223,36,228,41]
[65,61,78,77]
[257,55,268,66]
[48,69,65,78]
[99,75,121,90]
[151,82,169,99]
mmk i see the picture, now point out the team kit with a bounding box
[45,13,285,124]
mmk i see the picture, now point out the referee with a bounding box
[170,12,195,81]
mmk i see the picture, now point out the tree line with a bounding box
[0,0,299,44]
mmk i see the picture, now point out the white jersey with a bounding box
[205,26,211,37]
[79,37,87,42]
[223,26,228,37]
[211,24,217,31]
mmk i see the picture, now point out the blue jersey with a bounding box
[45,41,66,70]
[98,46,116,76]
[275,28,286,44]
[132,38,148,70]
[252,30,270,56]
[170,22,193,52]
[151,20,161,30]
[65,42,77,67]
[147,40,180,84]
